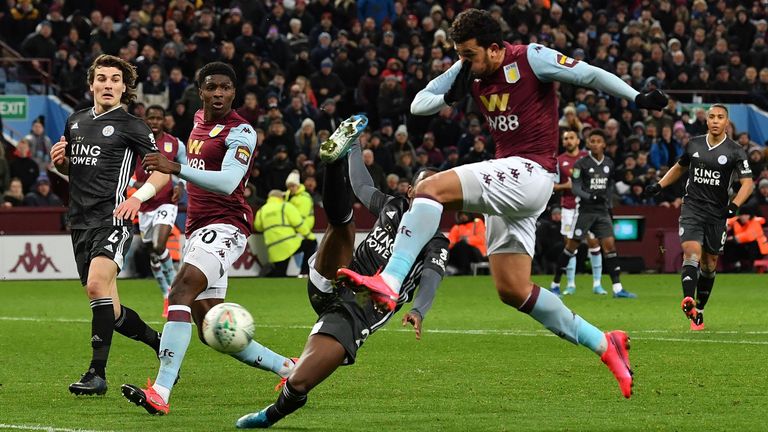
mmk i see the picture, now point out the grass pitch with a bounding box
[1,274,766,431]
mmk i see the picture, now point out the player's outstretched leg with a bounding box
[236,334,346,428]
[517,285,633,398]
[494,254,633,398]
[319,114,368,163]
[113,305,162,353]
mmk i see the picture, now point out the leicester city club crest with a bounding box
[503,62,520,84]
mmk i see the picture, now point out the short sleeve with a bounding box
[678,149,691,166]
[735,147,752,179]
[130,120,158,158]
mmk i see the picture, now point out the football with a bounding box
[202,302,255,354]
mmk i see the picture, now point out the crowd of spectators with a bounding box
[3,0,768,213]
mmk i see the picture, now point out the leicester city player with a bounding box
[552,129,606,296]
[133,105,187,317]
[235,116,448,428]
[646,104,753,330]
[550,129,636,299]
[121,63,294,415]
[338,9,668,398]
[50,54,170,395]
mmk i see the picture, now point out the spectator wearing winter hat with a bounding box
[576,104,598,129]
[559,105,584,133]
[23,175,62,207]
[315,98,343,133]
[377,75,407,123]
[295,118,319,159]
[388,124,416,164]
[310,58,346,105]
[460,136,492,166]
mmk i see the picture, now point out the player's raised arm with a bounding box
[410,60,468,116]
[348,143,390,213]
[145,124,256,195]
[526,44,668,110]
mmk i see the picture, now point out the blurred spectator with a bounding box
[20,21,57,70]
[362,149,387,191]
[9,139,39,194]
[264,145,295,192]
[377,75,407,124]
[724,208,768,272]
[384,173,399,196]
[440,147,460,171]
[24,119,52,168]
[417,132,443,166]
[315,98,343,132]
[392,151,415,181]
[0,144,9,197]
[457,118,486,156]
[428,106,462,150]
[262,120,296,162]
[137,64,170,109]
[389,124,416,162]
[396,178,410,197]
[621,180,655,206]
[236,92,263,127]
[747,146,766,179]
[22,176,62,207]
[367,132,394,173]
[446,212,487,276]
[285,170,317,276]
[461,136,492,165]
[295,118,319,160]
[3,178,25,207]
[253,190,312,277]
[59,53,88,102]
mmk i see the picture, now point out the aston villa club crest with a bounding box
[209,124,225,137]
[503,62,520,84]
[556,53,579,68]
[164,141,173,153]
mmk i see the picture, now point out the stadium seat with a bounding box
[471,261,490,276]
[4,82,27,94]
[753,259,768,273]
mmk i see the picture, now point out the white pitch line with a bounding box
[0,424,113,432]
[1,316,767,345]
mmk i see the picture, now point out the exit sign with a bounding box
[0,96,28,120]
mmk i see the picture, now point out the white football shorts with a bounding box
[454,156,556,256]
[138,203,178,243]
[182,223,247,299]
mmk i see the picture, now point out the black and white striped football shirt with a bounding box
[64,106,157,228]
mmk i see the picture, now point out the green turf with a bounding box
[1,274,767,431]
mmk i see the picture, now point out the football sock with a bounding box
[149,250,171,297]
[232,340,294,377]
[604,251,621,285]
[519,285,606,353]
[266,381,308,424]
[681,258,699,299]
[553,248,575,284]
[154,305,192,401]
[158,249,177,288]
[589,246,603,287]
[89,297,114,378]
[696,269,715,309]
[322,156,353,225]
[382,196,443,291]
[114,306,161,353]
[565,256,576,288]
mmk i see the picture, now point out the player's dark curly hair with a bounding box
[589,128,607,140]
[87,54,138,105]
[449,9,503,48]
[197,62,237,87]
